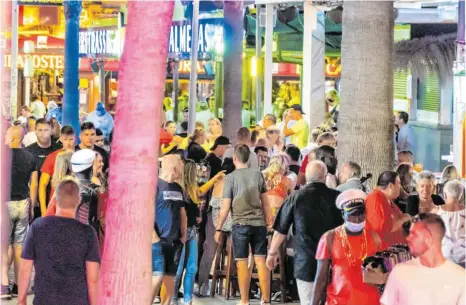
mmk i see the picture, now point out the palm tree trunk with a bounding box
[222,0,243,141]
[337,1,395,180]
[63,0,82,134]
[1,1,13,268]
[98,2,174,304]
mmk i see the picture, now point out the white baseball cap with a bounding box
[335,189,367,210]
[71,149,96,173]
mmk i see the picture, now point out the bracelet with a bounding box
[216,229,222,232]
[268,251,278,256]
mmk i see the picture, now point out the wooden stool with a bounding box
[210,232,235,299]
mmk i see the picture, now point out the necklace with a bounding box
[339,226,368,267]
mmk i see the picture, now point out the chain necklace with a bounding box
[339,226,368,267]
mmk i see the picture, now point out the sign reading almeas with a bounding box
[79,29,121,58]
[169,18,223,60]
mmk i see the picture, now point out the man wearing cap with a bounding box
[311,189,384,305]
[266,160,342,305]
[282,105,310,149]
[205,136,231,178]
[71,149,100,232]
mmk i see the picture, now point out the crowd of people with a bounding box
[2,103,465,305]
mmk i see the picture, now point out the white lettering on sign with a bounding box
[79,30,120,57]
[3,54,65,69]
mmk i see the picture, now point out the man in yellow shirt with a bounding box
[283,105,309,149]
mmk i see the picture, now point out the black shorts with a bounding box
[232,225,268,259]
[152,240,183,276]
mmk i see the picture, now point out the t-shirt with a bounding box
[22,131,38,147]
[299,154,310,174]
[396,124,415,153]
[21,216,100,305]
[289,164,300,176]
[205,153,222,179]
[316,226,382,305]
[290,119,310,149]
[155,178,186,242]
[11,148,37,201]
[26,142,62,174]
[223,168,267,226]
[223,147,259,169]
[381,258,465,305]
[160,128,174,147]
[75,144,109,172]
[406,194,445,216]
[30,100,46,119]
[41,149,62,177]
[185,198,200,227]
[366,188,406,247]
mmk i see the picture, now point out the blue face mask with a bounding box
[345,220,366,233]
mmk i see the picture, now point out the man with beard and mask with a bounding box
[311,189,384,305]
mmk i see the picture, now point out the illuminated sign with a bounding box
[325,57,342,77]
[169,18,223,60]
[178,61,206,74]
[3,54,64,70]
[18,0,62,5]
[79,29,121,58]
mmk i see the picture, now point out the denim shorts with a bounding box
[232,225,268,259]
[7,199,30,245]
[152,240,183,276]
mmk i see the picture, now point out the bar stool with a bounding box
[210,231,235,299]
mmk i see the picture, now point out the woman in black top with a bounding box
[173,159,224,305]
[406,171,445,216]
[187,128,207,163]
[395,163,415,213]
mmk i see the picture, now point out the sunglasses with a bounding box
[409,214,433,236]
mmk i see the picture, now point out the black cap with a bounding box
[182,107,189,113]
[290,104,305,114]
[211,136,231,151]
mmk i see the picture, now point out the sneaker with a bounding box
[0,285,11,300]
[11,283,18,297]
[152,296,161,304]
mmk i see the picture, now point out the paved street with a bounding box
[2,296,297,305]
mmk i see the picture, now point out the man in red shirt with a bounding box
[38,126,75,216]
[365,171,411,247]
[312,189,384,305]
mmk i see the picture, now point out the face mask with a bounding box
[345,220,366,233]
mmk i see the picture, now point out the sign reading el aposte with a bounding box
[3,54,64,69]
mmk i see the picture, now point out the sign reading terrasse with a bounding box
[79,29,121,58]
[168,18,223,60]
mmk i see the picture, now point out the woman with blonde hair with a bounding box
[173,159,224,305]
[46,151,74,216]
[186,128,207,162]
[266,126,283,157]
[263,153,293,220]
[207,118,222,144]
